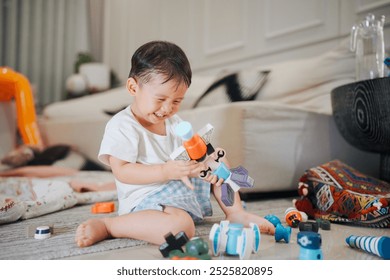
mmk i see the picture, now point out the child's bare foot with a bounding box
[75,218,111,247]
[226,211,275,235]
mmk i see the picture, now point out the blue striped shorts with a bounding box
[131,178,212,223]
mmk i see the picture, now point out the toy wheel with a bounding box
[209,224,221,256]
[250,223,261,253]
[237,228,253,260]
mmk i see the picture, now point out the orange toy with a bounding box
[91,202,115,214]
[284,207,303,228]
[0,67,43,148]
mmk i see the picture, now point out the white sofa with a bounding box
[39,39,380,194]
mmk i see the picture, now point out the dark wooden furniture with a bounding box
[331,77,390,182]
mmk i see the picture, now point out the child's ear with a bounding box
[126,78,138,96]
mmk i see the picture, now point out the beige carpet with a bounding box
[2,196,388,260]
[0,197,291,260]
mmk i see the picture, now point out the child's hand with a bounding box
[163,160,205,180]
[203,172,225,188]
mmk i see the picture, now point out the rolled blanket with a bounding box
[294,160,390,228]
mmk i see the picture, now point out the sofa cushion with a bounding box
[255,38,354,103]
[43,86,132,119]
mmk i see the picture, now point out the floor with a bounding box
[63,197,389,260]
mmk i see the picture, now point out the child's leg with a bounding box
[208,149,274,234]
[75,206,195,247]
[211,184,275,235]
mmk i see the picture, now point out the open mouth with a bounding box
[154,112,166,119]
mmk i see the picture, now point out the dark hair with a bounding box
[128,41,192,87]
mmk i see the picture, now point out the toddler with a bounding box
[75,41,274,247]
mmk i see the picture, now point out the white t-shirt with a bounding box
[98,105,183,215]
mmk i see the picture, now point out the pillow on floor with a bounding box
[192,70,270,108]
[295,159,390,228]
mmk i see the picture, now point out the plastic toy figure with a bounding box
[209,220,260,259]
[298,221,319,232]
[170,121,254,205]
[275,223,292,243]
[0,67,43,149]
[284,207,308,228]
[34,225,51,240]
[91,202,115,214]
[316,218,331,230]
[297,231,323,260]
[169,236,211,260]
[159,231,211,259]
[345,235,390,260]
[264,214,292,243]
[159,231,189,258]
[264,214,281,227]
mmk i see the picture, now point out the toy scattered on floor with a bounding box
[316,218,331,230]
[264,214,292,243]
[284,207,307,228]
[169,237,211,260]
[345,235,390,260]
[297,231,323,260]
[91,202,115,213]
[159,231,189,258]
[209,220,260,259]
[34,226,51,240]
[170,121,254,206]
[298,221,319,232]
[275,223,292,243]
[264,214,281,227]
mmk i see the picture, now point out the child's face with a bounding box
[127,73,188,128]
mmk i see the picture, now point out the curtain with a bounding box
[87,0,104,62]
[0,0,90,109]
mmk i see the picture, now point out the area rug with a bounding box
[0,198,293,260]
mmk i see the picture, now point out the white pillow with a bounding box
[255,38,354,101]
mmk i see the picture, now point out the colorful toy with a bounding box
[171,121,254,205]
[34,226,51,240]
[209,220,260,259]
[298,221,319,232]
[0,67,43,148]
[345,235,390,260]
[297,231,323,260]
[284,207,306,228]
[91,202,115,213]
[159,231,189,258]
[169,237,211,260]
[316,218,331,230]
[275,223,292,243]
[264,214,281,227]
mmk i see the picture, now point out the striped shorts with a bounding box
[131,178,212,223]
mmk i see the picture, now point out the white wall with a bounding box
[102,0,390,82]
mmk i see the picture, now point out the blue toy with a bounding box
[264,214,281,227]
[275,223,292,243]
[264,214,292,243]
[345,235,390,260]
[297,231,323,260]
[209,220,260,259]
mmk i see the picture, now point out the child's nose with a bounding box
[162,102,172,113]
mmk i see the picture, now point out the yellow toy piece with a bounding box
[0,67,43,148]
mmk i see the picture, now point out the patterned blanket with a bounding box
[294,160,390,228]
